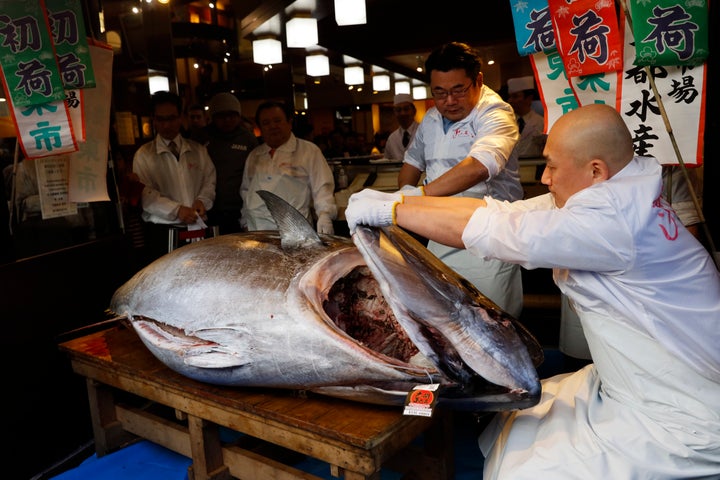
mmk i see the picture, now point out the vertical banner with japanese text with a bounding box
[0,1,66,107]
[0,0,80,158]
[44,0,96,89]
[531,13,705,165]
[618,18,705,165]
[628,0,709,67]
[510,0,556,55]
[547,0,624,77]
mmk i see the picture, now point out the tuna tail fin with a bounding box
[257,190,323,249]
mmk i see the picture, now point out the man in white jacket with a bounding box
[397,42,524,318]
[241,100,337,234]
[345,104,720,479]
[133,91,216,262]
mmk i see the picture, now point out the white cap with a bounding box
[393,93,414,106]
[208,92,242,116]
[507,76,535,94]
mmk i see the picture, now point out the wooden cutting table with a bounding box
[59,325,454,480]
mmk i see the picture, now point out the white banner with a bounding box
[531,17,706,165]
[68,42,114,202]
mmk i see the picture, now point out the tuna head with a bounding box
[352,225,542,410]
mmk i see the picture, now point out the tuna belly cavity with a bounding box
[318,261,436,374]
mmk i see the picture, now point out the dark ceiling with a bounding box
[229,0,521,82]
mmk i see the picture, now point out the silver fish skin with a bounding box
[352,225,542,409]
[111,233,436,389]
[110,191,542,410]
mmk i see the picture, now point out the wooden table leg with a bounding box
[86,378,135,456]
[186,415,232,480]
[330,465,381,480]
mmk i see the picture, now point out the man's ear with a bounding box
[590,159,610,183]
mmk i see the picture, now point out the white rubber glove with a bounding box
[345,197,399,234]
[396,184,425,196]
[347,188,403,206]
[316,214,334,235]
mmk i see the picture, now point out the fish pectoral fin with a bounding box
[183,349,249,369]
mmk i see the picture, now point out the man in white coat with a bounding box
[345,104,720,479]
[506,75,545,159]
[383,93,419,161]
[133,91,216,262]
[397,41,524,318]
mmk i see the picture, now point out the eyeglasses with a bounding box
[431,82,473,101]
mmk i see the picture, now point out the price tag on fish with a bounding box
[403,383,439,417]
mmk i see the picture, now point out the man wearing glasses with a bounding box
[397,42,523,317]
[132,91,216,263]
[384,93,419,161]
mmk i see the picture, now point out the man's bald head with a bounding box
[550,104,635,177]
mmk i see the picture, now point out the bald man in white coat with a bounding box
[345,104,720,479]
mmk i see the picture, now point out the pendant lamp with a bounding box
[286,15,318,48]
[372,73,391,91]
[344,65,364,85]
[253,37,282,65]
[334,0,367,26]
[306,53,330,77]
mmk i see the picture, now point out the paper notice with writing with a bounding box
[35,156,78,219]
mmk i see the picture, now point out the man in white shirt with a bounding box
[396,42,524,317]
[241,100,337,235]
[133,91,216,262]
[507,75,545,159]
[383,94,419,161]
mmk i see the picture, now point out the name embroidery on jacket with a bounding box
[653,196,679,241]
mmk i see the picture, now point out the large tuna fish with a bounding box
[110,191,542,410]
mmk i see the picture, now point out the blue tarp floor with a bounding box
[50,412,485,480]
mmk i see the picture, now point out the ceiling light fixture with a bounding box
[344,65,364,85]
[334,0,367,26]
[253,36,282,65]
[148,74,169,94]
[372,73,391,91]
[306,53,329,76]
[412,84,428,100]
[286,14,318,48]
[394,80,410,95]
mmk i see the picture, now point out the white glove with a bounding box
[345,197,399,234]
[317,214,334,235]
[348,188,402,206]
[396,184,425,196]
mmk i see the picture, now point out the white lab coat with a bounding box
[241,133,337,231]
[384,121,418,161]
[404,85,525,317]
[462,156,720,478]
[133,135,216,224]
[514,109,545,159]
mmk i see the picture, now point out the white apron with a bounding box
[244,173,312,231]
[479,310,720,479]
